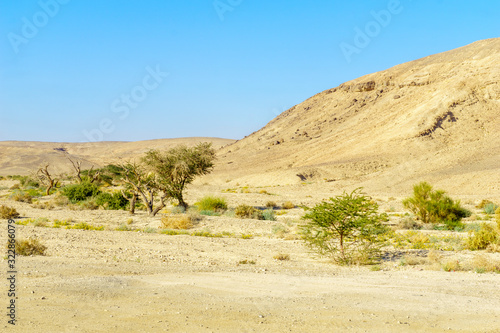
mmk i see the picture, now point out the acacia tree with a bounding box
[120,161,166,216]
[142,142,216,209]
[301,188,388,265]
[36,164,59,195]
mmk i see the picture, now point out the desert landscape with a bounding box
[2,38,500,332]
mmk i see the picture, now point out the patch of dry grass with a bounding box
[160,214,193,230]
[13,238,47,256]
[0,205,20,219]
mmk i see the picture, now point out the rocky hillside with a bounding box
[213,38,500,196]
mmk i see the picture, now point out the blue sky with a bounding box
[0,0,499,142]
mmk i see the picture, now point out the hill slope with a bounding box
[213,38,500,196]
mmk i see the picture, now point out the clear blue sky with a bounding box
[0,0,498,142]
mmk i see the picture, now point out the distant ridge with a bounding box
[0,137,234,176]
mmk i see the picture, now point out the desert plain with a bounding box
[1,38,500,332]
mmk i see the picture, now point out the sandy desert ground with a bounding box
[1,178,500,333]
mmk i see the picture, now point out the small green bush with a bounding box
[199,210,221,216]
[17,176,40,189]
[61,182,101,203]
[0,205,20,219]
[262,209,276,221]
[95,192,128,210]
[403,182,470,226]
[195,196,227,212]
[484,203,499,215]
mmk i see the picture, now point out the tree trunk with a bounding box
[150,194,169,217]
[339,233,345,263]
[177,194,188,210]
[129,193,137,214]
[121,190,138,215]
[45,184,52,196]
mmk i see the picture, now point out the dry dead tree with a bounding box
[67,157,100,184]
[36,164,59,195]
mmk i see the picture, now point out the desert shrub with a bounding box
[52,219,71,228]
[141,227,157,233]
[10,191,33,203]
[301,188,389,265]
[282,201,295,209]
[15,176,40,189]
[94,192,128,210]
[160,214,193,229]
[0,205,20,219]
[61,181,100,203]
[31,201,55,210]
[391,231,464,251]
[170,205,186,214]
[399,255,427,266]
[463,223,481,232]
[32,217,49,227]
[52,194,70,207]
[199,210,221,216]
[67,222,104,231]
[235,204,263,220]
[476,200,493,209]
[472,254,500,273]
[403,182,470,228]
[442,260,463,272]
[195,196,227,212]
[13,238,47,256]
[466,223,499,250]
[79,197,99,210]
[484,203,499,215]
[398,217,421,230]
[266,201,277,208]
[116,224,133,231]
[262,209,276,221]
[272,224,290,238]
[273,253,290,261]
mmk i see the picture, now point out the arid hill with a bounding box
[212,38,500,197]
[0,138,234,176]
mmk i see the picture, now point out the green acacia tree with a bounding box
[301,188,388,265]
[142,142,216,209]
